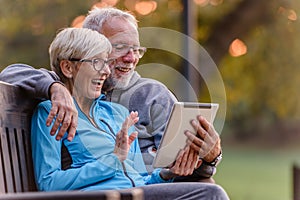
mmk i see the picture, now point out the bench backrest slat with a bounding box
[0,81,38,193]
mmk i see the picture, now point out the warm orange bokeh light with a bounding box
[92,0,118,10]
[135,1,157,15]
[193,0,209,7]
[71,15,85,28]
[194,0,223,7]
[101,0,118,6]
[277,6,298,21]
[229,39,248,57]
[288,9,297,21]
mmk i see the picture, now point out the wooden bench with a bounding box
[0,81,143,200]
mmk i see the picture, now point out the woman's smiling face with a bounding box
[73,52,111,100]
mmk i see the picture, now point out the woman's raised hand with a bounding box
[113,111,139,162]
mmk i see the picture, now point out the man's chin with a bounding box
[115,72,134,89]
[114,80,130,89]
[104,72,133,91]
[102,79,129,91]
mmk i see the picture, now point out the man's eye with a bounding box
[114,45,126,50]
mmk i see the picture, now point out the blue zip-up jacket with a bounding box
[31,95,172,191]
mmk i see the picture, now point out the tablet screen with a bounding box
[153,102,219,168]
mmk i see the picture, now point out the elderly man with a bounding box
[0,7,222,181]
[82,7,222,180]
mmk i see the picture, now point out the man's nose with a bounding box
[122,49,136,63]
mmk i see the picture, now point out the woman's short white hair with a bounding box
[82,7,138,33]
[49,27,111,79]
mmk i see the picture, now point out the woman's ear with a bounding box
[60,60,73,78]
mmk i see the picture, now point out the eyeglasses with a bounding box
[69,58,114,72]
[112,44,147,58]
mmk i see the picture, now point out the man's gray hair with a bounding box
[83,7,138,33]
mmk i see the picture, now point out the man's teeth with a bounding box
[116,67,131,72]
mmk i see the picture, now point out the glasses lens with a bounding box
[137,47,146,58]
[92,59,105,71]
[113,44,146,58]
[113,44,128,55]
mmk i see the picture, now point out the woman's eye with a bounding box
[93,59,100,64]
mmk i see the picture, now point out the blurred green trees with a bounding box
[0,0,95,68]
[0,0,299,144]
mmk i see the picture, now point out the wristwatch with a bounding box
[203,151,222,167]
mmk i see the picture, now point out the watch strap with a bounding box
[202,151,222,167]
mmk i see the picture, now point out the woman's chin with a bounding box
[86,91,102,99]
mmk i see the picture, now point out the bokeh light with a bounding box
[135,1,157,15]
[92,0,118,10]
[194,0,223,7]
[193,0,209,7]
[277,6,298,21]
[229,38,247,57]
[288,9,297,21]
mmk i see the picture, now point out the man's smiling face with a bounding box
[101,17,140,91]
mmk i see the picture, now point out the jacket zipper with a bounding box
[80,108,136,187]
[122,162,135,187]
[75,98,136,187]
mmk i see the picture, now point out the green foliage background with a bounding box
[0,0,95,68]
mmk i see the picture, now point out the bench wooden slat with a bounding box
[11,128,24,192]
[16,128,29,192]
[0,127,7,192]
[0,127,14,193]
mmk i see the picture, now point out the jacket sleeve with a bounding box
[0,63,60,99]
[31,101,123,191]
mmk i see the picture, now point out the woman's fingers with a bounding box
[114,112,139,162]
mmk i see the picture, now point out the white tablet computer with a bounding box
[153,102,219,168]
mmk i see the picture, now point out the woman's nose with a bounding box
[101,63,111,75]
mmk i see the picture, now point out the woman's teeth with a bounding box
[92,79,103,85]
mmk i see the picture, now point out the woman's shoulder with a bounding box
[35,100,52,111]
[96,98,129,114]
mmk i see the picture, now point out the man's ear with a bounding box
[60,60,73,78]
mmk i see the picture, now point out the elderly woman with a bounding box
[31,27,228,199]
